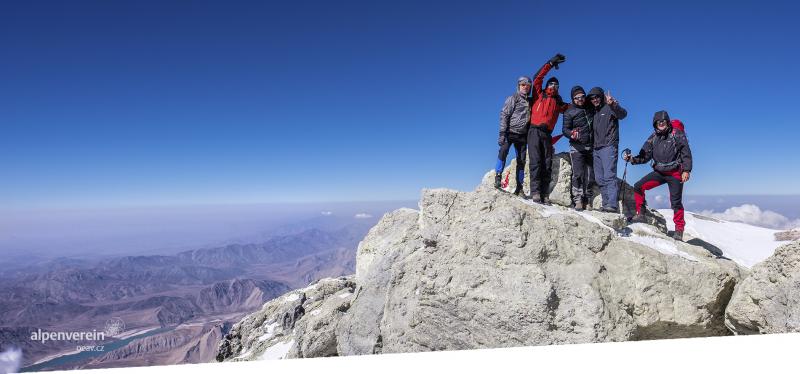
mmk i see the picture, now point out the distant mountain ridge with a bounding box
[3,224,370,369]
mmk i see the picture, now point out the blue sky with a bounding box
[2,1,799,209]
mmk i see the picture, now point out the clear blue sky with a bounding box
[2,0,798,209]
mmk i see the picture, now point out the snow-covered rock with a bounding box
[216,277,355,361]
[659,210,794,268]
[725,241,800,334]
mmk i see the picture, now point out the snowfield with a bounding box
[658,209,792,268]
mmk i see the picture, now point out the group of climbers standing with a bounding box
[494,53,693,241]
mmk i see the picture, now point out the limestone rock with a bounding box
[221,172,746,361]
[725,241,800,334]
[336,187,742,354]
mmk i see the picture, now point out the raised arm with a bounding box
[532,62,551,98]
[611,103,627,120]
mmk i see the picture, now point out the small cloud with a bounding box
[699,204,800,230]
[354,213,373,219]
[320,211,333,216]
[647,194,669,208]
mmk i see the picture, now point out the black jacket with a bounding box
[631,111,693,172]
[587,87,627,149]
[562,103,594,152]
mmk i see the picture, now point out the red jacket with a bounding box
[530,62,568,133]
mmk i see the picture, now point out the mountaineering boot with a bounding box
[574,200,584,211]
[528,193,541,202]
[630,214,647,223]
[584,198,593,211]
[673,230,684,241]
[513,185,524,197]
[494,173,502,189]
[542,195,551,205]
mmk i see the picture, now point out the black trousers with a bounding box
[569,149,595,204]
[496,132,527,188]
[527,126,552,195]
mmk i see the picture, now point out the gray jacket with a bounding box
[499,93,531,142]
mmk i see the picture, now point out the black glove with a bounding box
[549,53,566,69]
[622,148,634,162]
[498,135,508,146]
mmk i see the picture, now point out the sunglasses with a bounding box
[656,120,669,126]
[573,95,586,100]
[547,82,559,88]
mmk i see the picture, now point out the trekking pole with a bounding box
[620,148,632,218]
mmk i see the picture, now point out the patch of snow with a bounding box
[257,322,279,342]
[622,224,699,262]
[660,209,790,268]
[338,292,352,299]
[283,293,300,303]
[234,348,252,359]
[309,309,321,316]
[574,211,616,233]
[259,339,294,360]
[521,200,563,217]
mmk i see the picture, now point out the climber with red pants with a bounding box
[527,53,568,204]
[623,111,693,241]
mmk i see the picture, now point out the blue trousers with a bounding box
[593,145,618,209]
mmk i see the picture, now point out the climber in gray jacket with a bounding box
[494,76,532,195]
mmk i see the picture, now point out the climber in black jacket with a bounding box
[561,86,596,210]
[624,110,693,241]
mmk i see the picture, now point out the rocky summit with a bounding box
[216,152,758,361]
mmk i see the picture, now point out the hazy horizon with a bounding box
[2,195,797,268]
[0,200,417,264]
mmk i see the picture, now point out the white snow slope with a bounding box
[658,209,792,268]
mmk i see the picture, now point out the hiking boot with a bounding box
[673,230,684,241]
[513,186,524,197]
[542,195,551,205]
[528,193,541,202]
[600,206,618,213]
[494,174,502,189]
[630,214,647,224]
[574,201,584,211]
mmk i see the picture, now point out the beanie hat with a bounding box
[570,85,586,98]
